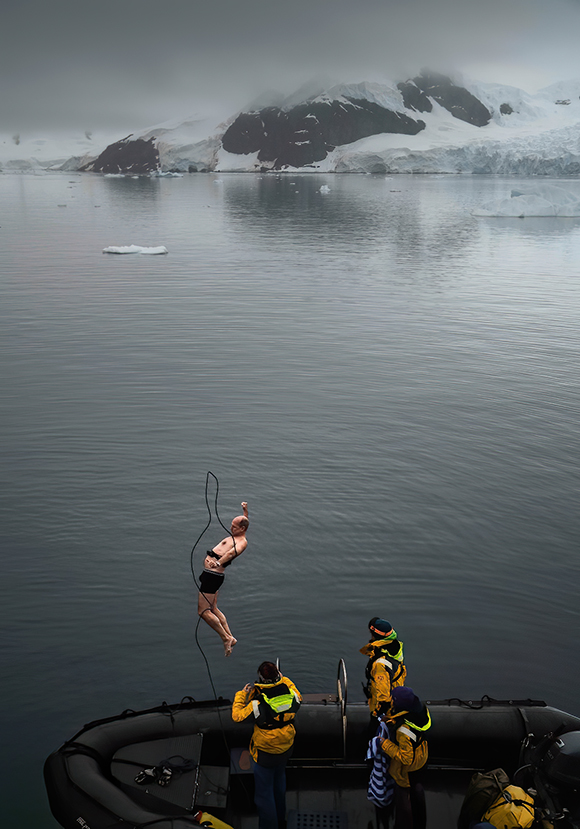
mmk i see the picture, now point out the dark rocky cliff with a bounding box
[221,99,426,169]
[396,81,433,113]
[220,71,492,167]
[410,71,492,126]
[80,136,159,174]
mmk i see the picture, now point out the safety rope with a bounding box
[189,471,234,699]
[189,471,250,797]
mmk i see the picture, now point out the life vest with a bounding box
[396,708,432,761]
[364,640,405,697]
[381,707,431,787]
[252,682,301,730]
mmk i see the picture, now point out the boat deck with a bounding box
[226,764,473,829]
[44,693,580,829]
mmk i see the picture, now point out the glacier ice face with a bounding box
[325,119,580,176]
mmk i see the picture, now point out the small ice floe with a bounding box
[104,173,125,178]
[319,185,331,194]
[213,178,224,184]
[150,170,183,178]
[473,184,580,218]
[102,245,168,255]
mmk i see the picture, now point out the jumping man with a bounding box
[198,501,249,656]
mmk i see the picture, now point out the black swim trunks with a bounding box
[199,570,225,595]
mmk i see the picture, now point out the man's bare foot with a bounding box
[224,637,237,657]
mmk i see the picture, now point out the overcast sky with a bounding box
[2,0,580,134]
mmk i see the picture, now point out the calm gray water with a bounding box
[1,172,580,827]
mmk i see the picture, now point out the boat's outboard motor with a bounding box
[529,731,580,828]
[541,731,580,789]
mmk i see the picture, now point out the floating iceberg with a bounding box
[102,245,168,254]
[473,184,580,217]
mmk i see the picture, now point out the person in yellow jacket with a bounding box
[380,686,431,829]
[232,662,301,829]
[360,618,406,721]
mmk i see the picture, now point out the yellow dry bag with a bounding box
[482,784,535,829]
[193,810,234,829]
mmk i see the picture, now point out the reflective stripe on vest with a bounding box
[388,641,404,663]
[252,685,300,729]
[365,641,404,682]
[403,710,432,734]
[395,710,431,751]
[395,710,431,763]
[262,690,299,714]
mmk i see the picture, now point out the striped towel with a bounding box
[366,720,395,808]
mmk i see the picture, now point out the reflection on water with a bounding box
[477,214,580,237]
[1,173,580,828]
[222,174,580,270]
[223,174,484,255]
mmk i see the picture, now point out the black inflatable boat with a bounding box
[44,661,580,829]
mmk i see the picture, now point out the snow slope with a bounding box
[0,130,122,172]
[132,113,228,172]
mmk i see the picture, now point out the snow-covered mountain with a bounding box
[3,71,580,175]
[0,129,124,172]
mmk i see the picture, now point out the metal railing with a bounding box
[337,658,348,759]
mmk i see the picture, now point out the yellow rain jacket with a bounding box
[232,676,301,762]
[380,708,431,787]
[360,638,406,717]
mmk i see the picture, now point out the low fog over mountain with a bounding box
[3,71,580,176]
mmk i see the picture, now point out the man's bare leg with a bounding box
[214,604,234,637]
[214,605,237,654]
[198,592,236,656]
